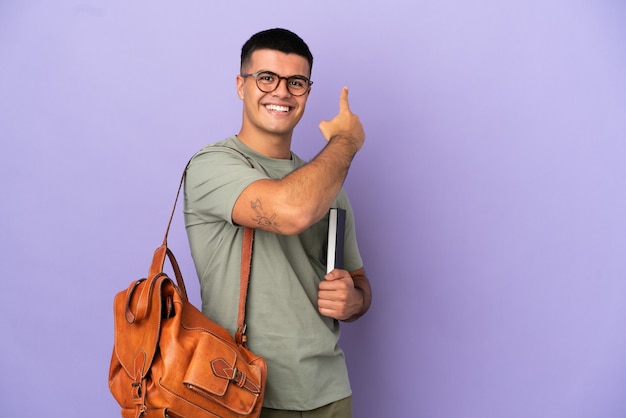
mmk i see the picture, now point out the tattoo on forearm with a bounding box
[250,198,281,232]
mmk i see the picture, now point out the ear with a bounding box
[236,75,245,100]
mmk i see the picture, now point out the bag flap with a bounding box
[182,332,263,415]
[183,332,237,397]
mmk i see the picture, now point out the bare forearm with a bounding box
[232,136,359,235]
[280,135,359,225]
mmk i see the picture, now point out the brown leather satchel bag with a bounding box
[109,169,266,418]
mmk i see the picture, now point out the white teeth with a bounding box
[266,104,290,112]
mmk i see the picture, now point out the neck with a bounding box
[236,128,293,159]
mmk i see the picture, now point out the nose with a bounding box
[272,77,291,97]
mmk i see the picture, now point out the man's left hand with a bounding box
[318,269,365,321]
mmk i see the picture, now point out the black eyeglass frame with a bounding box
[240,70,313,96]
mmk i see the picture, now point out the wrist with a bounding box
[329,133,360,155]
[343,287,366,322]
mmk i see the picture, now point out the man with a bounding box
[184,28,371,417]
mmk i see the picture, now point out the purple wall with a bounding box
[1,1,625,417]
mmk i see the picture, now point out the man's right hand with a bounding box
[318,87,365,152]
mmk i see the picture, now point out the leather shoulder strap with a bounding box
[147,163,190,301]
[236,226,254,346]
[218,146,257,346]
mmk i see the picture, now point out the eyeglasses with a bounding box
[240,70,313,96]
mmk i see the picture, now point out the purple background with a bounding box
[1,1,625,417]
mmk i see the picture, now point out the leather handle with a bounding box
[124,273,168,324]
[127,245,187,324]
[166,247,187,300]
[147,244,188,301]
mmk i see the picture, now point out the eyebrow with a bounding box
[257,70,310,79]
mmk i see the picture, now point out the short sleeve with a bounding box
[184,146,267,226]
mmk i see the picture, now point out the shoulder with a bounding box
[189,137,255,170]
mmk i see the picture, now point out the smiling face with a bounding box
[236,49,311,156]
